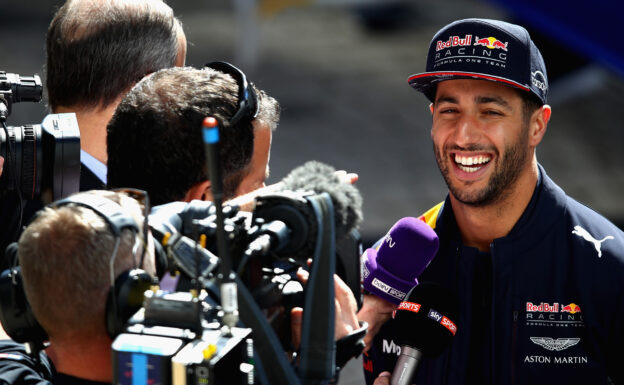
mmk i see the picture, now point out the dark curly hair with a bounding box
[106,66,280,205]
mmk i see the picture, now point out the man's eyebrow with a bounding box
[476,95,512,109]
[435,96,458,105]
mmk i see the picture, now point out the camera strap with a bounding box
[235,192,337,385]
[298,193,336,385]
[235,272,300,385]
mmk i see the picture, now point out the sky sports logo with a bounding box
[395,301,458,336]
[397,301,421,313]
[428,309,457,336]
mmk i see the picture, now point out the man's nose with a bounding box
[452,114,482,147]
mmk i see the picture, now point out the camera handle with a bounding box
[233,193,337,385]
[297,193,336,384]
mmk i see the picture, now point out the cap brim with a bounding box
[408,71,531,101]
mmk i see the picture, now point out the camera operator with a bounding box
[47,0,186,190]
[0,190,155,384]
[0,0,187,268]
[106,66,365,379]
[107,65,277,205]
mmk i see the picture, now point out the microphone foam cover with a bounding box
[393,282,459,357]
[362,217,439,304]
[280,161,363,237]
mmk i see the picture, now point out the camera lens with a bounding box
[0,125,37,199]
[2,73,42,104]
[1,114,80,201]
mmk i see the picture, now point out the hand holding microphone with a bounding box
[357,217,439,351]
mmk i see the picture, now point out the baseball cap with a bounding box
[408,18,548,104]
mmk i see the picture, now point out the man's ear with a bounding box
[184,180,213,202]
[529,104,551,147]
[429,103,434,115]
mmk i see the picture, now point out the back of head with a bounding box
[46,0,184,111]
[18,190,146,342]
[106,66,280,205]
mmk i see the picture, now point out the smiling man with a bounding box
[361,18,624,385]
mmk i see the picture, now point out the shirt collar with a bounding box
[80,149,107,184]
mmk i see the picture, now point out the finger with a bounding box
[296,267,309,284]
[0,156,4,175]
[334,274,360,339]
[357,294,396,352]
[345,172,359,183]
[334,274,351,298]
[290,307,303,350]
[334,170,359,184]
[373,371,392,385]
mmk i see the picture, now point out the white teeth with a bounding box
[458,165,479,173]
[454,154,491,172]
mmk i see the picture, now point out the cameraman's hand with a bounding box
[373,372,392,385]
[290,269,360,349]
[357,294,397,352]
[333,170,358,185]
[0,156,4,176]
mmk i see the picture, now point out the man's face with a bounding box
[430,79,534,207]
[234,122,272,197]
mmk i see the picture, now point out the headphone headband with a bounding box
[53,194,139,236]
[203,61,259,126]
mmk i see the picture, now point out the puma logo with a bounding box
[572,226,614,258]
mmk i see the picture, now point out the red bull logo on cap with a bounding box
[561,303,582,314]
[474,36,508,51]
[436,35,473,51]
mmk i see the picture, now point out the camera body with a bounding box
[0,71,80,201]
[113,291,253,385]
[111,191,362,384]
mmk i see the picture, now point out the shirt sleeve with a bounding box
[0,339,53,385]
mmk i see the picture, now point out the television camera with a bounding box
[112,182,364,385]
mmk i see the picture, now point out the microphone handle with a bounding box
[391,345,423,385]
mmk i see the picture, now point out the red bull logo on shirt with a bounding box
[525,301,584,328]
[525,302,582,314]
[474,36,508,51]
[561,303,581,314]
[526,302,559,313]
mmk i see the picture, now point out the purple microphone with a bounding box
[362,217,439,304]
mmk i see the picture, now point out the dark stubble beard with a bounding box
[433,122,531,207]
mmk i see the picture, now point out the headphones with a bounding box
[204,61,259,126]
[0,191,158,345]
